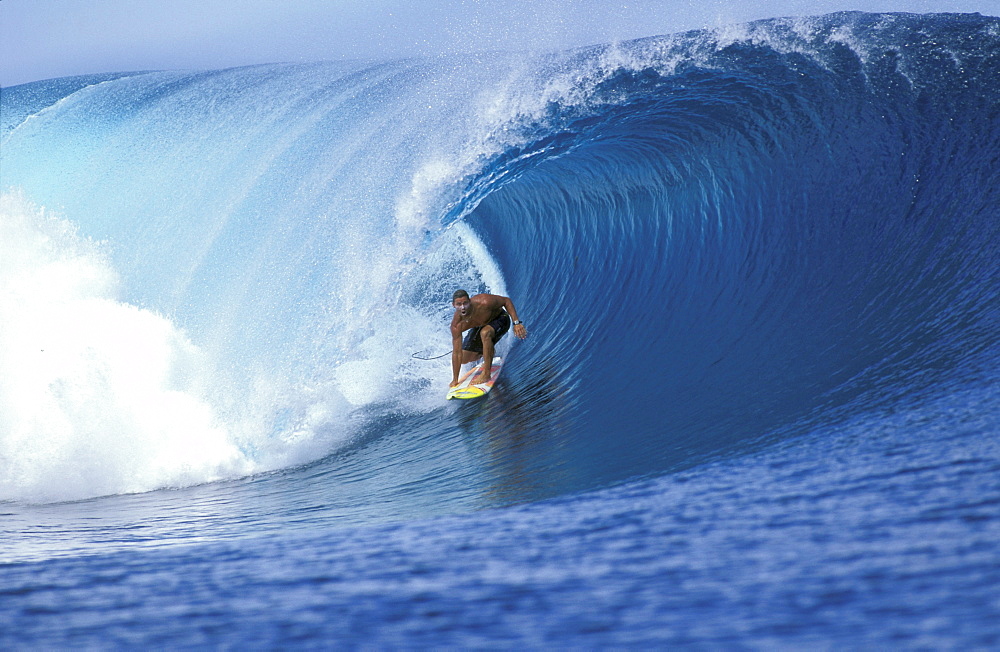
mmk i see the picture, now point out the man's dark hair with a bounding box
[452,289,470,302]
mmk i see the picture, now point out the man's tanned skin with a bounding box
[450,291,528,387]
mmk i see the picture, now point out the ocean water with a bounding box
[2,11,999,646]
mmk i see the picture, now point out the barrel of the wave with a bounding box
[446,357,505,399]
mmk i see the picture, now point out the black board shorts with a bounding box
[462,312,511,354]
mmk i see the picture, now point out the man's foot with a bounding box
[472,368,492,385]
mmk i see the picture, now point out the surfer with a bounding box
[450,290,528,387]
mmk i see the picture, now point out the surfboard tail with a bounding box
[445,357,504,400]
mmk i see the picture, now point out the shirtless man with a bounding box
[450,290,528,387]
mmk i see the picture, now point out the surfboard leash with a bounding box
[411,351,451,360]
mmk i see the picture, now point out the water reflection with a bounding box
[455,357,581,507]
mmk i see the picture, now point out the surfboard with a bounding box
[446,357,504,400]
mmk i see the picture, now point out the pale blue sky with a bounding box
[2,0,997,86]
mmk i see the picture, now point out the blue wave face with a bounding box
[461,11,1000,491]
[1,12,998,510]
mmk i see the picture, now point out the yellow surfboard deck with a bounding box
[446,357,504,400]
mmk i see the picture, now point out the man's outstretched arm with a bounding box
[501,296,528,339]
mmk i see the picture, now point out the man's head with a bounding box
[452,289,471,315]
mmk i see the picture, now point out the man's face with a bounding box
[453,297,471,316]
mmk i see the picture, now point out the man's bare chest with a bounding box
[458,306,500,330]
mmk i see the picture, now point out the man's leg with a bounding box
[459,327,483,368]
[460,349,482,364]
[475,325,496,383]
